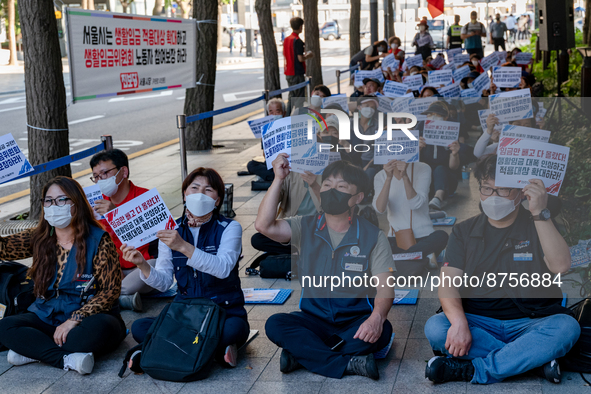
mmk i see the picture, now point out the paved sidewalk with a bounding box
[0,109,588,393]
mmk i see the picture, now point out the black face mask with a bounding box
[321,135,339,146]
[320,188,356,215]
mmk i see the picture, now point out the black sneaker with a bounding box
[279,349,303,373]
[425,356,474,383]
[537,359,561,384]
[345,354,379,380]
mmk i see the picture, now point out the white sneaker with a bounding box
[7,350,38,366]
[119,292,143,312]
[63,352,94,375]
[427,253,439,270]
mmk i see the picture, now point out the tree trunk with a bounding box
[81,0,88,9]
[217,2,223,49]
[184,0,218,151]
[302,0,323,87]
[255,0,281,97]
[177,0,191,19]
[121,1,128,14]
[88,0,95,10]
[7,0,17,66]
[586,0,591,45]
[388,0,395,38]
[350,0,361,61]
[153,0,164,15]
[18,0,70,219]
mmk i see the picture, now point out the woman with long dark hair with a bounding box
[0,176,126,374]
[121,167,248,370]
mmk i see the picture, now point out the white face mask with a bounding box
[185,192,217,217]
[410,71,418,76]
[97,169,122,197]
[480,193,520,221]
[427,114,444,121]
[360,107,375,118]
[310,95,322,108]
[44,204,73,229]
[273,114,283,120]
[419,26,426,32]
[392,44,399,49]
[472,59,480,67]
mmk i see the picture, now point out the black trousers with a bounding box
[389,231,449,277]
[251,232,291,255]
[247,160,274,182]
[0,312,126,368]
[493,38,506,51]
[266,311,392,379]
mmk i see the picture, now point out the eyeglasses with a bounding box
[41,196,72,207]
[90,167,118,183]
[479,186,514,197]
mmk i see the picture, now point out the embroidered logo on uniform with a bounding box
[344,262,363,272]
[350,246,360,256]
[515,240,530,250]
[443,262,449,267]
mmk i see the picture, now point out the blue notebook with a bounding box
[432,217,457,226]
[244,288,293,304]
[393,289,419,305]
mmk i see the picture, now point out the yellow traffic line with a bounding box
[0,78,348,205]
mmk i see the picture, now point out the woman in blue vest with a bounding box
[0,177,126,375]
[121,167,248,368]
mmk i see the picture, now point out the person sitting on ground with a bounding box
[90,149,154,311]
[424,154,580,385]
[122,168,249,369]
[244,98,287,182]
[293,84,331,115]
[418,102,472,211]
[459,71,480,90]
[469,53,484,73]
[349,96,383,182]
[419,86,440,98]
[256,158,395,380]
[350,40,389,71]
[373,158,449,276]
[0,176,126,375]
[388,36,405,69]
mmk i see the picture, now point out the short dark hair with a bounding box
[313,84,331,97]
[90,149,129,173]
[473,154,497,184]
[181,167,226,216]
[322,160,369,196]
[290,17,304,31]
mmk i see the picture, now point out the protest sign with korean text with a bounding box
[453,65,470,82]
[430,55,445,69]
[84,184,104,220]
[65,8,196,102]
[0,133,33,184]
[383,80,410,98]
[381,54,400,71]
[428,69,453,86]
[353,68,385,87]
[423,120,460,147]
[480,53,498,71]
[489,89,533,123]
[460,88,481,104]
[514,52,533,65]
[402,74,424,91]
[469,72,491,95]
[104,188,177,248]
[492,66,521,88]
[496,139,569,196]
[500,124,550,143]
[447,47,462,61]
[374,129,420,165]
[478,109,504,134]
[453,54,470,68]
[408,97,438,121]
[496,51,507,65]
[248,115,276,139]
[404,54,424,69]
[262,115,318,170]
[439,82,461,98]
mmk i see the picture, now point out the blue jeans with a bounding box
[424,312,580,384]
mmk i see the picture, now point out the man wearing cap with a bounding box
[412,20,434,60]
[363,78,383,96]
[461,11,486,58]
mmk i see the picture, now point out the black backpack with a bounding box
[119,298,226,382]
[0,261,35,318]
[246,254,294,280]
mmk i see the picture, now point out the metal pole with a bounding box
[176,115,188,180]
[581,55,591,98]
[306,76,311,104]
[263,90,269,116]
[101,135,113,150]
[336,70,341,94]
[383,0,389,39]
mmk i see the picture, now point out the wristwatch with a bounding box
[532,208,551,221]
